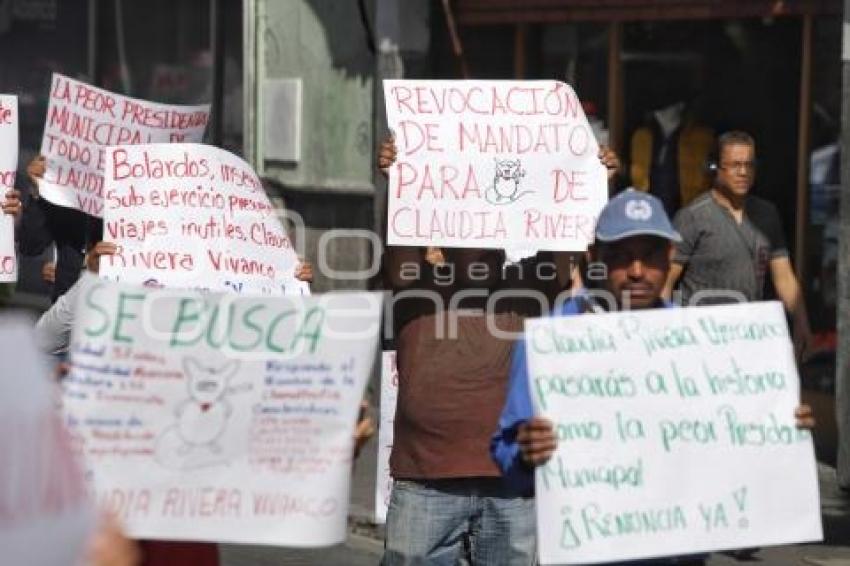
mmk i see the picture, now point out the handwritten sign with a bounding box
[0,95,17,282]
[39,73,209,216]
[100,143,305,296]
[383,80,607,260]
[1,316,94,565]
[374,351,398,523]
[525,302,822,564]
[64,279,382,546]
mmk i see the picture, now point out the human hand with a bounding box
[2,188,22,219]
[84,512,141,566]
[794,404,815,430]
[54,361,71,381]
[85,241,118,273]
[598,146,620,181]
[42,261,56,284]
[353,401,375,460]
[425,247,445,266]
[294,259,313,283]
[27,155,45,193]
[517,416,557,467]
[377,135,397,178]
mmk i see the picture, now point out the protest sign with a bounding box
[0,94,17,282]
[525,302,822,565]
[374,350,398,523]
[64,279,382,546]
[39,73,209,216]
[383,80,607,260]
[99,143,306,296]
[1,316,95,566]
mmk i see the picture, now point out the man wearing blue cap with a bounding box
[492,188,684,494]
[490,189,814,565]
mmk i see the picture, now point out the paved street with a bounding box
[708,464,850,565]
[220,532,382,566]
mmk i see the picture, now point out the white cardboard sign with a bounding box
[65,280,382,546]
[100,143,306,296]
[39,73,209,216]
[525,302,822,564]
[0,94,18,282]
[374,350,398,523]
[383,80,608,260]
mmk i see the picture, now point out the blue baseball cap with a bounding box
[594,188,682,243]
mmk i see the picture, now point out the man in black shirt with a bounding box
[18,155,90,302]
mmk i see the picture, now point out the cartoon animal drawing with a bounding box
[175,358,242,454]
[485,157,533,205]
[155,357,251,469]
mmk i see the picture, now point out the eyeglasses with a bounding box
[719,161,756,174]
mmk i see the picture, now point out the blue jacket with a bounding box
[490,292,674,496]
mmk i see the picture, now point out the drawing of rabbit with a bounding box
[175,358,241,455]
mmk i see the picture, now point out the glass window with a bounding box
[0,0,90,299]
[0,0,90,161]
[805,16,841,388]
[537,23,610,145]
[96,0,211,103]
[96,0,244,154]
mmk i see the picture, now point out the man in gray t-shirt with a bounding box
[672,190,787,304]
[663,130,812,358]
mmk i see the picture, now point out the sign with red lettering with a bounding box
[0,94,17,283]
[65,281,382,545]
[39,73,210,217]
[99,143,306,296]
[2,316,95,565]
[384,80,608,259]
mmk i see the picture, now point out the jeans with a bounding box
[381,477,536,566]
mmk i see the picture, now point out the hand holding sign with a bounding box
[517,416,557,467]
[27,155,46,194]
[525,302,822,565]
[794,404,816,429]
[2,188,22,218]
[377,136,397,178]
[598,145,620,180]
[294,259,314,284]
[85,241,118,274]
